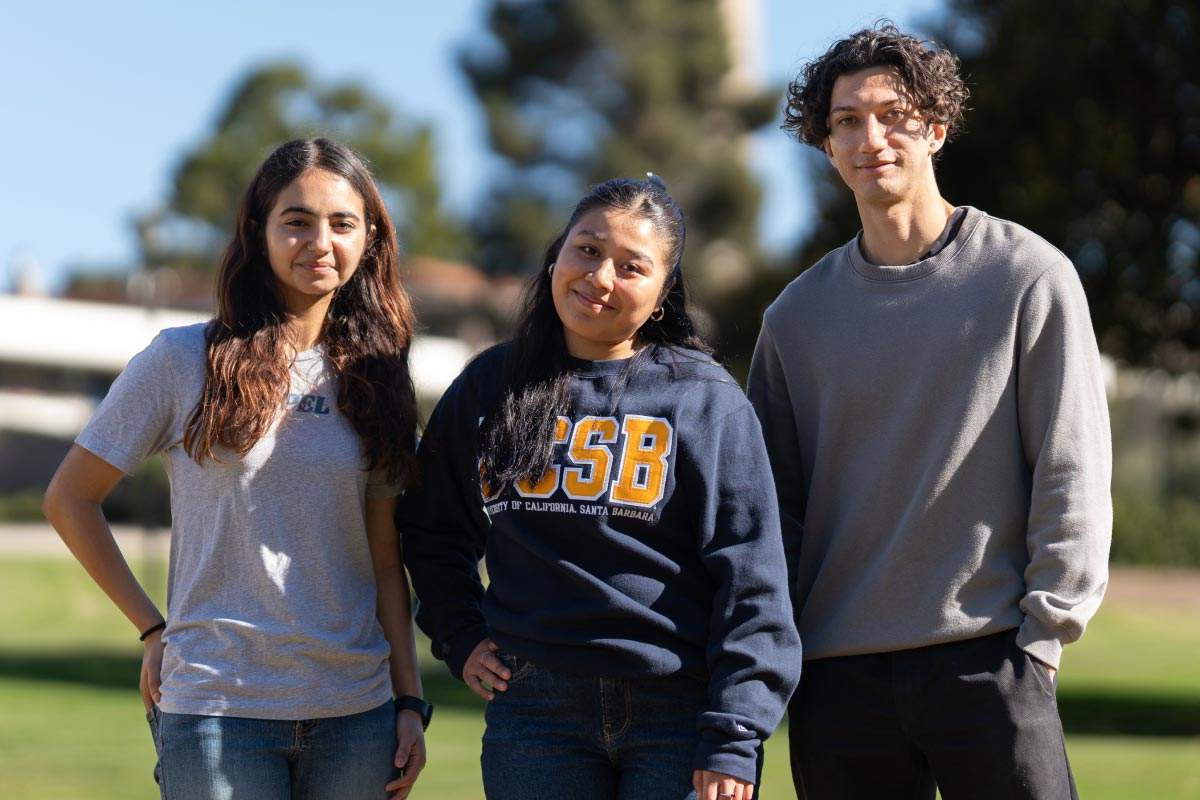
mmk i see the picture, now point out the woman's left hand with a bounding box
[384,710,427,799]
[693,769,754,800]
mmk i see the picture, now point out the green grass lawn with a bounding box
[1,554,1198,799]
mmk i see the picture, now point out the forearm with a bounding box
[43,496,163,633]
[365,495,423,698]
[376,561,423,698]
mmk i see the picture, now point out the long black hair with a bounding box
[479,176,711,485]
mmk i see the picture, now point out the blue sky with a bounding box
[3,0,943,292]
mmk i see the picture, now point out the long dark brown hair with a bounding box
[183,137,418,485]
[479,177,710,485]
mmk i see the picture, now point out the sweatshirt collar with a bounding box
[847,206,982,283]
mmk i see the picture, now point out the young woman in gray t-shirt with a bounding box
[43,137,429,800]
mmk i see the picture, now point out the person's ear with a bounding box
[928,122,948,155]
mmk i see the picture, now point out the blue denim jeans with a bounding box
[481,652,715,799]
[145,700,399,800]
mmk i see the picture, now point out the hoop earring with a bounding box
[547,262,555,277]
[650,307,665,322]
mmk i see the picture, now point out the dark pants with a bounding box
[790,629,1078,800]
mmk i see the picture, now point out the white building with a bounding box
[0,295,473,492]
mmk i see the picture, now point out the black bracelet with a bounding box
[394,695,434,730]
[139,621,166,641]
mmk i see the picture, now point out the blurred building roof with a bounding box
[0,294,475,438]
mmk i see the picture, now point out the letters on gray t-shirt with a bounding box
[78,323,398,719]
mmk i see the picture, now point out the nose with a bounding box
[589,259,616,290]
[308,222,332,254]
[861,115,887,152]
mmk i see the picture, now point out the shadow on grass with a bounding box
[0,648,483,710]
[4,650,1198,735]
[1059,692,1200,737]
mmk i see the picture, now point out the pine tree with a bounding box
[139,63,467,277]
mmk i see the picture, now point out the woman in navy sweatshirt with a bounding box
[399,177,801,800]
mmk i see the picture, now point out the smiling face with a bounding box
[551,207,672,361]
[264,168,373,314]
[824,66,947,208]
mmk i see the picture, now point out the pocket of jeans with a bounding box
[497,651,535,686]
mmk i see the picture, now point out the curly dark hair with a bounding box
[783,22,969,150]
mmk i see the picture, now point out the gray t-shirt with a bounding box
[78,323,398,719]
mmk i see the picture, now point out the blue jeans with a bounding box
[481,652,714,799]
[145,700,399,800]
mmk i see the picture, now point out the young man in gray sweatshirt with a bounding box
[747,23,1112,800]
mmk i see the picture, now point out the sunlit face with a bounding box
[824,66,947,206]
[551,207,672,361]
[264,168,373,313]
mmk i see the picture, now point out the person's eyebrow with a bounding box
[278,205,362,221]
[830,97,904,116]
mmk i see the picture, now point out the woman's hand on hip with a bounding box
[139,630,164,711]
[694,769,754,800]
[462,638,511,701]
[385,711,426,799]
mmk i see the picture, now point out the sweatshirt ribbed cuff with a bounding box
[445,625,490,682]
[693,736,761,785]
[1016,616,1065,669]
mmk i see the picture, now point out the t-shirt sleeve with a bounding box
[365,467,404,499]
[75,331,183,475]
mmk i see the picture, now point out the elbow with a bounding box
[41,476,64,527]
[42,470,86,530]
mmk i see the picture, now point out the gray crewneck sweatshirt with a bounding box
[748,206,1112,668]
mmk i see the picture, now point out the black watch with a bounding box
[394,695,434,730]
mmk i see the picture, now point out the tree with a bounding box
[462,0,780,366]
[796,1,1200,371]
[139,63,467,277]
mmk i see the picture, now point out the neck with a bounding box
[855,183,955,266]
[564,332,642,362]
[285,295,333,352]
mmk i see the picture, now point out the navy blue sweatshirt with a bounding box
[399,343,801,783]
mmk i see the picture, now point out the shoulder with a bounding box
[965,208,1074,280]
[461,342,510,383]
[652,345,736,386]
[650,346,752,418]
[438,342,509,408]
[124,322,208,375]
[149,322,209,358]
[763,240,854,329]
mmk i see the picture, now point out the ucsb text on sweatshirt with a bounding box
[400,343,801,784]
[748,206,1112,669]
